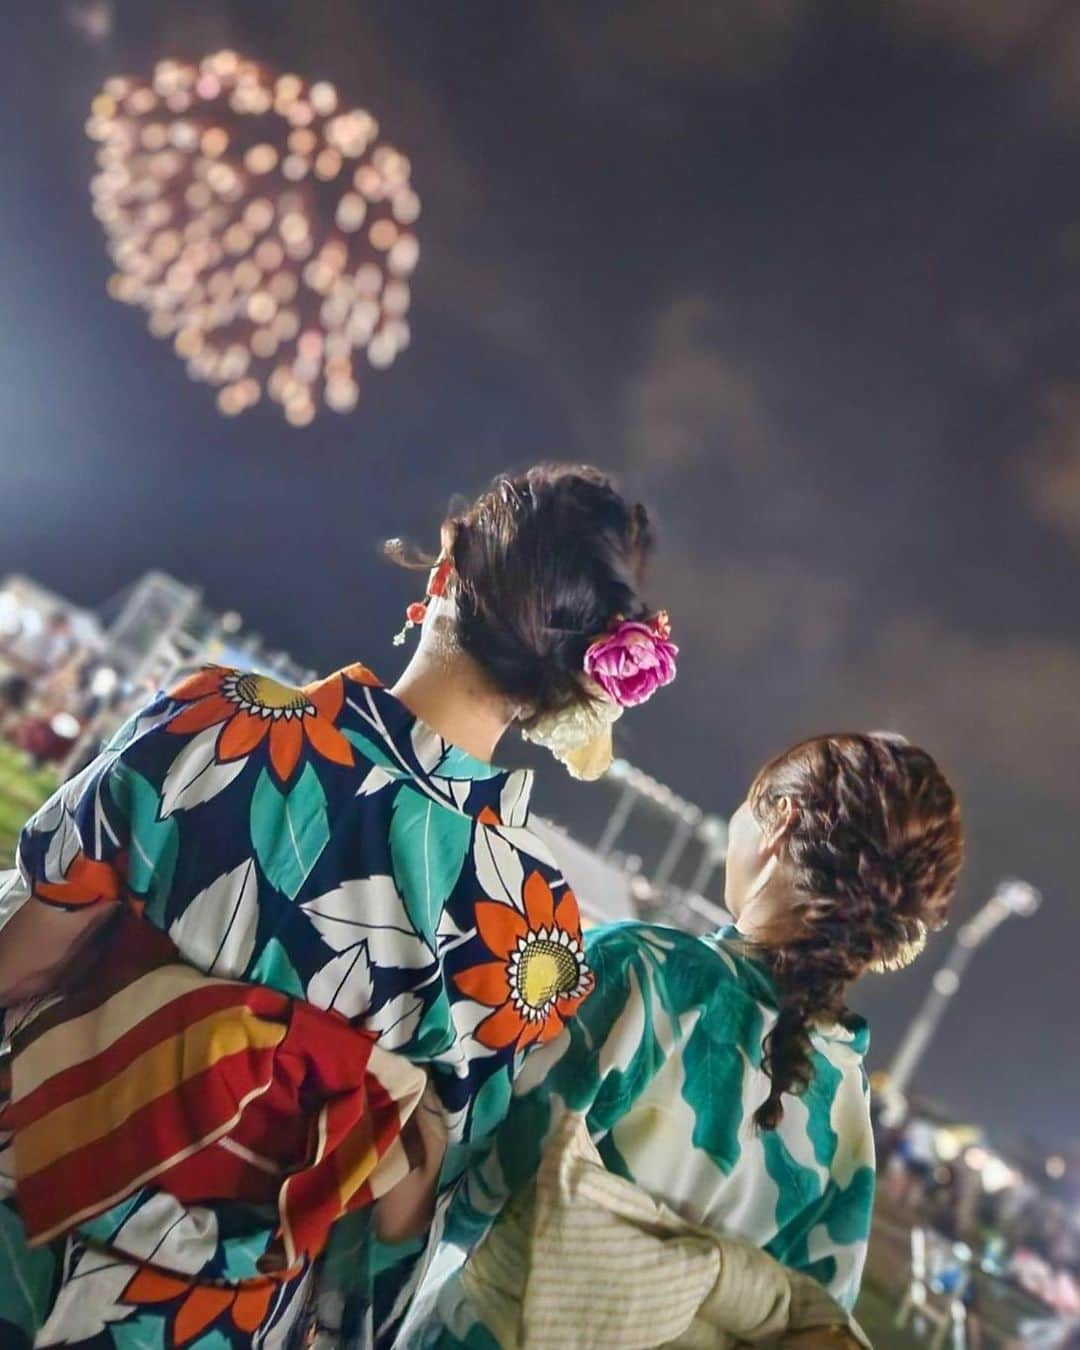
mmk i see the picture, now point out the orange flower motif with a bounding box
[167,667,356,781]
[455,872,593,1051]
[122,1266,276,1345]
[33,851,121,909]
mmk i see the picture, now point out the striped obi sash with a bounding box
[1,913,425,1271]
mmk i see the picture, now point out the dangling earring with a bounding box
[393,557,454,647]
[392,602,429,647]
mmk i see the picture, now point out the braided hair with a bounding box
[748,733,964,1130]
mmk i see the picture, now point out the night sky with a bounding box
[1,1,1077,1145]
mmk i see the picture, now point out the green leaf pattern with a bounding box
[432,921,876,1342]
[389,783,473,937]
[109,763,179,924]
[249,762,330,900]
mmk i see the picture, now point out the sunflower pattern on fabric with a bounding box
[2,663,591,1349]
[118,1268,278,1347]
[456,872,592,1052]
[165,666,359,782]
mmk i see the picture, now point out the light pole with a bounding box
[885,879,1042,1107]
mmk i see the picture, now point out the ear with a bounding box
[762,795,798,853]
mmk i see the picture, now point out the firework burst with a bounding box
[87,51,420,425]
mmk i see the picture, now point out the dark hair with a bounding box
[393,465,654,720]
[747,733,964,1130]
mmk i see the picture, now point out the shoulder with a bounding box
[161,663,381,714]
[587,924,782,1065]
[585,921,748,993]
[72,664,361,761]
[581,922,754,1029]
[84,664,377,815]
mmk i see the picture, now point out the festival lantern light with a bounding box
[86,52,420,425]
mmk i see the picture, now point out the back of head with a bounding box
[443,465,655,721]
[748,732,964,1128]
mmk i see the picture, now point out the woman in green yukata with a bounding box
[405,731,964,1348]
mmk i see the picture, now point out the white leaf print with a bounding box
[30,792,65,835]
[310,916,434,971]
[499,771,532,829]
[362,925,435,971]
[357,765,396,797]
[410,720,445,773]
[23,755,108,850]
[43,810,81,884]
[473,826,525,910]
[303,876,406,930]
[436,905,473,949]
[451,997,501,1043]
[499,824,557,870]
[307,942,374,1019]
[450,780,472,810]
[430,998,497,1077]
[37,1246,137,1341]
[56,753,112,813]
[111,1193,219,1274]
[367,990,424,1048]
[301,877,434,969]
[116,701,176,747]
[160,724,248,816]
[169,860,259,978]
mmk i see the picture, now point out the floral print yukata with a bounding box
[0,663,592,1349]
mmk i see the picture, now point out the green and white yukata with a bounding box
[405,921,876,1347]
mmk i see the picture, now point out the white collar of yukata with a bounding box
[357,677,535,828]
[824,1015,870,1055]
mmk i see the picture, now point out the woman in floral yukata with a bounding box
[0,464,677,1349]
[408,732,964,1347]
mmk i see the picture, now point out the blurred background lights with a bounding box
[87,51,421,425]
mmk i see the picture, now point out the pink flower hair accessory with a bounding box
[583,611,678,709]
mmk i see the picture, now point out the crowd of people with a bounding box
[872,1106,1080,1342]
[0,599,129,776]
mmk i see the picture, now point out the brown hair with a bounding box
[395,464,654,721]
[747,733,964,1130]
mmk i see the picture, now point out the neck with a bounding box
[732,886,804,949]
[734,915,778,947]
[391,643,514,764]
